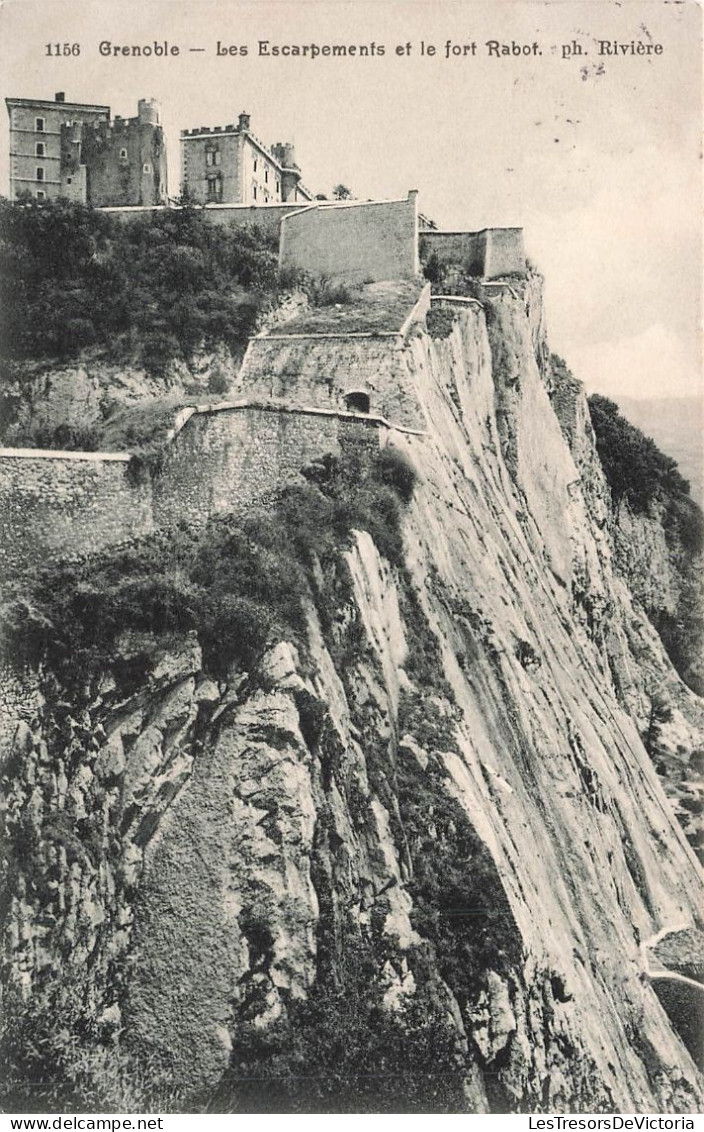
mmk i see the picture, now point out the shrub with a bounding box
[421,251,447,287]
[372,447,417,503]
[0,982,184,1113]
[425,306,456,340]
[140,331,182,377]
[3,442,418,686]
[211,931,469,1113]
[305,274,360,307]
[0,197,283,374]
[587,394,690,513]
[207,365,230,395]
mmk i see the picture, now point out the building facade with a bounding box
[181,112,314,206]
[6,92,109,202]
[5,93,168,207]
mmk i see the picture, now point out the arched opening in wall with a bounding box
[345,391,370,414]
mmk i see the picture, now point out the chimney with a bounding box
[238,112,251,132]
[55,92,65,103]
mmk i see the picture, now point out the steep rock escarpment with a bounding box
[547,364,703,857]
[1,286,703,1113]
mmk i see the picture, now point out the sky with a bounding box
[0,0,701,403]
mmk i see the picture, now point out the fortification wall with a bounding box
[0,407,388,576]
[279,192,420,284]
[420,230,485,275]
[485,228,526,278]
[420,227,525,279]
[0,450,154,577]
[100,202,300,238]
[151,406,348,530]
[236,334,425,430]
[199,203,301,235]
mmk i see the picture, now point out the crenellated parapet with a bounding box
[180,111,314,206]
[5,92,167,206]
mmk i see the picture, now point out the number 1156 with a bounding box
[45,43,81,55]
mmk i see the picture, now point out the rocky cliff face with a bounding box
[2,282,702,1114]
[0,294,307,451]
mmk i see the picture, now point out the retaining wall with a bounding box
[420,227,525,279]
[236,337,425,431]
[100,202,304,238]
[0,406,393,576]
[279,192,420,284]
[0,449,153,577]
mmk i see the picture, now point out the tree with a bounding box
[332,184,352,200]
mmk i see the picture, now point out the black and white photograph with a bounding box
[0,0,702,1117]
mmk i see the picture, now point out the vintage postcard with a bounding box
[0,0,702,1118]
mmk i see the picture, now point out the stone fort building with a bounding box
[180,112,314,206]
[5,92,168,207]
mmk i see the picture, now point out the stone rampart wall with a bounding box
[0,406,394,576]
[420,227,525,279]
[279,193,419,284]
[0,450,153,577]
[235,336,425,430]
[100,202,301,238]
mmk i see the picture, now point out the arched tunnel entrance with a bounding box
[345,390,370,414]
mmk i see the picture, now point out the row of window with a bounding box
[30,161,150,182]
[204,150,281,192]
[31,168,71,184]
[33,116,92,131]
[204,180,275,203]
[31,143,135,161]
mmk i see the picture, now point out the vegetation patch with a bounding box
[397,744,522,1005]
[588,394,695,516]
[278,280,422,336]
[211,928,469,1113]
[425,305,458,340]
[2,446,418,688]
[0,981,183,1114]
[0,197,284,376]
[588,393,703,693]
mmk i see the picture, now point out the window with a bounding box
[36,167,45,182]
[36,190,45,200]
[253,159,257,172]
[35,142,45,157]
[206,149,221,167]
[206,173,222,202]
[265,169,268,183]
[119,148,128,160]
[253,185,257,200]
[66,177,72,185]
[143,163,151,173]
[35,117,45,132]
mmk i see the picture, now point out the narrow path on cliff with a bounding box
[640,922,704,1071]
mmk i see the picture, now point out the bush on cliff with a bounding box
[587,394,692,514]
[0,197,282,375]
[3,445,417,685]
[213,936,468,1113]
[588,392,704,694]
